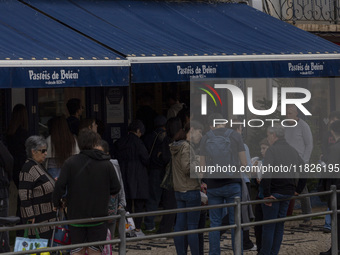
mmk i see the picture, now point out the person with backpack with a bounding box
[200,113,247,255]
[53,130,121,255]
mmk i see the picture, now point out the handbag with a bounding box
[52,209,71,246]
[14,226,49,255]
[160,159,173,190]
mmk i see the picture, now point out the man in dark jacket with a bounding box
[0,140,13,252]
[319,120,340,255]
[53,129,120,255]
[113,120,149,237]
[320,111,340,233]
[143,115,168,232]
[259,124,306,255]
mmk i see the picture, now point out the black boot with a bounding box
[319,248,331,255]
[319,248,340,255]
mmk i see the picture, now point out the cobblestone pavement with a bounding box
[118,218,331,254]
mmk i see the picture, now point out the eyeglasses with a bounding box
[37,149,47,153]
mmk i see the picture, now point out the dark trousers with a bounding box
[158,188,177,233]
[144,168,176,233]
[126,199,146,230]
[198,210,207,255]
[144,168,164,230]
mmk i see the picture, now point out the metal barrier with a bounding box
[2,186,339,255]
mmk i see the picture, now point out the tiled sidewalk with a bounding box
[120,218,331,254]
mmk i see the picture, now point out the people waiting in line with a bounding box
[3,96,338,255]
[53,129,121,255]
[113,120,149,237]
[46,115,79,180]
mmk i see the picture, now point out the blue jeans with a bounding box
[174,190,201,255]
[324,208,331,230]
[259,193,291,255]
[207,183,242,255]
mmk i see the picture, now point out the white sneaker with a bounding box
[250,244,257,251]
[135,230,145,237]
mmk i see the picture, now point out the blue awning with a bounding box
[20,0,340,83]
[0,0,129,88]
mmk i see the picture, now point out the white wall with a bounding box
[249,0,263,12]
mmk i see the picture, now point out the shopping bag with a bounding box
[101,229,112,255]
[14,227,49,254]
[125,212,136,237]
[52,209,71,246]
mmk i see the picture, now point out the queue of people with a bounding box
[0,96,340,255]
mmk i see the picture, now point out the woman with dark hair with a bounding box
[170,121,201,255]
[53,129,120,255]
[46,115,79,180]
[113,120,149,236]
[19,136,55,239]
[7,104,28,189]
